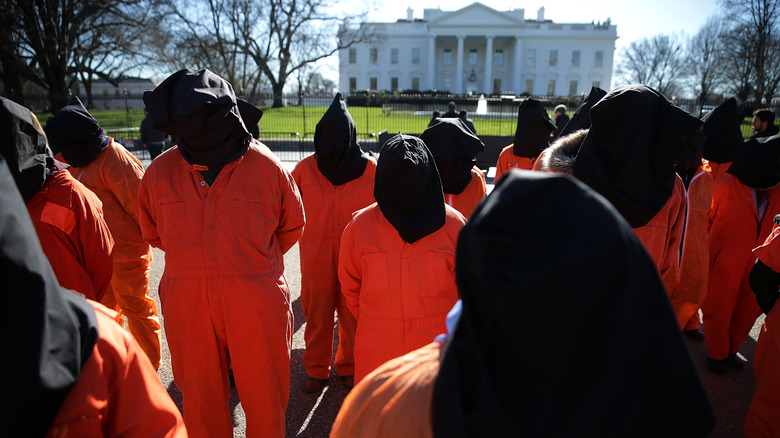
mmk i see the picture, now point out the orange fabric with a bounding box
[705,160,732,183]
[753,226,780,272]
[330,341,441,438]
[667,168,713,329]
[27,170,114,302]
[338,203,464,384]
[702,173,780,359]
[138,141,305,438]
[48,300,186,438]
[635,175,686,294]
[291,153,376,380]
[443,166,486,219]
[59,139,161,368]
[494,145,535,182]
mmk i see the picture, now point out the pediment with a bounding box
[429,3,523,28]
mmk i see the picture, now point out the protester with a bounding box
[338,134,464,384]
[551,87,606,141]
[702,97,744,181]
[420,117,486,218]
[140,107,167,160]
[291,93,376,393]
[702,134,780,374]
[750,108,778,139]
[442,101,458,118]
[552,103,569,137]
[139,68,305,438]
[331,170,715,438]
[428,110,441,127]
[45,96,162,369]
[0,155,186,438]
[0,97,114,302]
[458,109,476,134]
[494,98,556,181]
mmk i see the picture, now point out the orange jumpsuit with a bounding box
[494,144,536,182]
[138,141,305,438]
[59,138,161,368]
[634,175,686,294]
[291,153,376,380]
[703,173,780,360]
[27,169,114,302]
[667,167,713,329]
[48,301,187,437]
[745,227,780,437]
[338,203,464,384]
[443,167,486,219]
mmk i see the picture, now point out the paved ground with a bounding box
[141,157,763,437]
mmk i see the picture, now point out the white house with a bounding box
[338,3,617,96]
[76,78,161,110]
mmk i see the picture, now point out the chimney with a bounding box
[537,6,545,22]
[407,7,414,20]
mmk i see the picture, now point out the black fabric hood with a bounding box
[572,84,703,228]
[143,69,250,172]
[374,134,445,243]
[701,97,743,164]
[727,134,780,189]
[0,154,99,436]
[0,97,55,203]
[44,96,108,167]
[554,87,607,140]
[432,170,714,437]
[236,98,263,139]
[420,118,485,195]
[512,98,557,157]
[314,93,369,186]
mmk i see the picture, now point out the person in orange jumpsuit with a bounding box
[493,98,556,181]
[745,215,780,437]
[140,69,305,438]
[702,134,780,374]
[331,171,715,438]
[291,93,376,393]
[701,97,744,182]
[0,97,114,302]
[338,134,465,384]
[420,117,486,218]
[571,85,702,292]
[45,96,161,369]
[0,156,186,438]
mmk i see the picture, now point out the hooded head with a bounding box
[236,98,263,139]
[571,84,703,228]
[44,96,108,167]
[554,87,607,140]
[374,134,445,243]
[701,97,743,164]
[142,69,250,172]
[432,170,714,437]
[314,93,369,185]
[727,134,780,189]
[420,118,485,195]
[512,98,556,158]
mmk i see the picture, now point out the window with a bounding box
[549,50,558,66]
[547,79,556,95]
[370,48,378,64]
[349,48,356,64]
[469,50,478,65]
[443,49,452,65]
[391,77,399,92]
[443,77,452,90]
[526,49,536,67]
[411,77,420,90]
[349,77,357,92]
[594,51,603,68]
[592,80,601,89]
[569,80,578,95]
[493,78,502,94]
[412,48,420,64]
[571,50,580,67]
[525,79,534,94]
[391,48,399,64]
[494,50,503,65]
[370,77,378,90]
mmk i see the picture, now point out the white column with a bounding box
[513,36,523,95]
[484,35,494,94]
[428,36,436,90]
[456,35,465,94]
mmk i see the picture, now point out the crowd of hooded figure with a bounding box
[3,66,780,438]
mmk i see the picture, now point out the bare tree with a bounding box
[617,33,687,97]
[686,16,728,103]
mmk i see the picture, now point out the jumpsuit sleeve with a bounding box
[274,165,305,255]
[660,178,685,290]
[338,215,362,320]
[137,169,162,250]
[494,146,510,182]
[103,146,145,229]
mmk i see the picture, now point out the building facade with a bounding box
[338,3,617,96]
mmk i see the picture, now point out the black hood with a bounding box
[701,98,743,164]
[314,93,369,186]
[374,134,445,243]
[0,154,99,436]
[143,68,250,172]
[420,118,485,195]
[236,98,263,139]
[554,87,607,140]
[727,134,780,189]
[512,98,557,157]
[432,170,714,437]
[572,84,703,228]
[44,96,108,167]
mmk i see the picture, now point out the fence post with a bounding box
[300,89,307,161]
[123,89,130,127]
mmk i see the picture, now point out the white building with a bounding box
[76,78,161,110]
[338,3,617,96]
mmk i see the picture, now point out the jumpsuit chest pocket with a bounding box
[422,250,456,293]
[231,199,272,240]
[158,201,186,242]
[360,252,390,292]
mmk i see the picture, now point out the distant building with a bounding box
[338,3,617,96]
[77,78,161,110]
